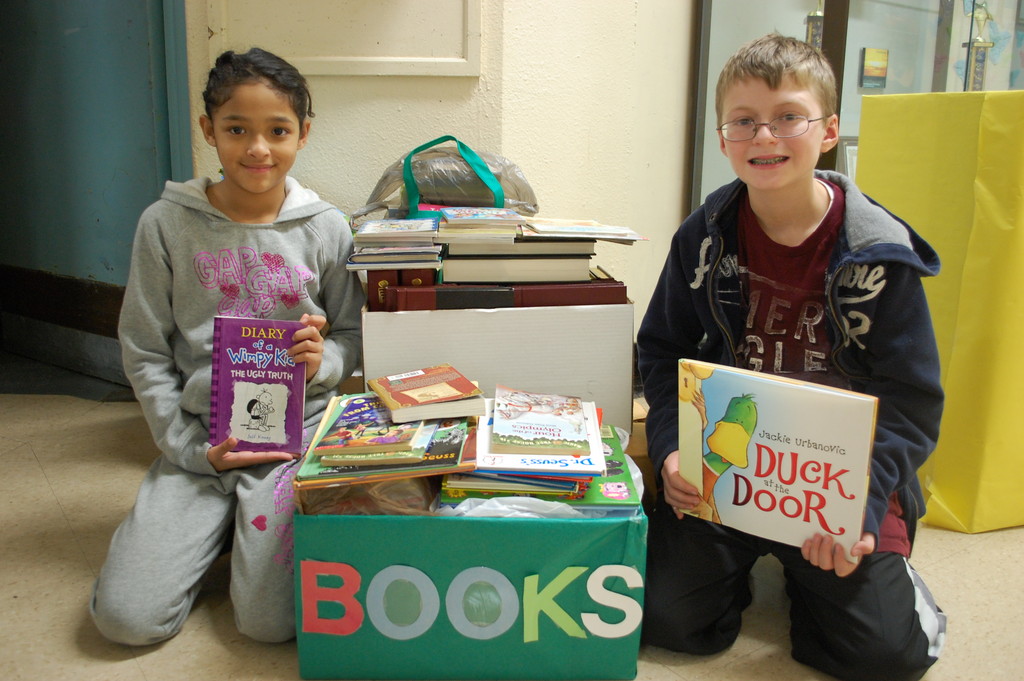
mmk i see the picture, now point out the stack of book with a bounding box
[438,385,641,516]
[356,209,646,311]
[293,392,478,491]
[347,217,443,271]
[347,218,443,310]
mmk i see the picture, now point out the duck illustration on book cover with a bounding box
[678,359,878,556]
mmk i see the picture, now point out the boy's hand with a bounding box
[801,532,877,577]
[290,313,327,382]
[207,437,299,472]
[661,450,705,519]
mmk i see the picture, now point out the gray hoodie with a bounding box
[119,177,364,476]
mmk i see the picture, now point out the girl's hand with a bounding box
[207,436,299,472]
[290,314,327,382]
[801,532,877,577]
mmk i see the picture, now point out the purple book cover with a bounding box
[209,316,306,453]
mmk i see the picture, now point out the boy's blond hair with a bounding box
[715,33,837,124]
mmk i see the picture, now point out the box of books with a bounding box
[293,511,646,680]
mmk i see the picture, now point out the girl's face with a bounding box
[199,81,310,207]
[717,76,838,197]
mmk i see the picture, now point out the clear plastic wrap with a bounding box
[352,142,539,224]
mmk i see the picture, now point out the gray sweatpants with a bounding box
[90,455,300,645]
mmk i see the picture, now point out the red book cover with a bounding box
[365,269,399,311]
[209,316,306,453]
[399,268,437,287]
[383,280,628,311]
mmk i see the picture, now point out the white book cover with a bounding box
[476,399,606,476]
[678,359,877,556]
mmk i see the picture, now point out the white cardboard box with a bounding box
[361,304,634,429]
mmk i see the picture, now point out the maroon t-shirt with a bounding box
[737,181,909,556]
[737,180,847,388]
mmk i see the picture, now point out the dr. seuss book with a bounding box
[489,384,595,456]
[209,316,306,453]
[677,359,878,556]
[477,398,605,477]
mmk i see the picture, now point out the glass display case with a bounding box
[690,0,1024,208]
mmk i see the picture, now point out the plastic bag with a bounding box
[352,135,539,224]
[295,476,438,516]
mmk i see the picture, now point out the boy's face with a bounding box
[199,81,310,203]
[717,76,838,196]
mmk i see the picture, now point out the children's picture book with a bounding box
[209,316,306,453]
[440,425,641,516]
[477,398,605,477]
[677,359,878,557]
[295,416,477,488]
[319,420,438,467]
[439,206,525,225]
[353,217,439,246]
[489,385,594,455]
[309,393,424,455]
[367,363,485,423]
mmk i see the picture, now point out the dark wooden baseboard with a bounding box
[0,265,124,339]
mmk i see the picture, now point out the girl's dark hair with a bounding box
[202,47,314,124]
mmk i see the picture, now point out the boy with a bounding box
[637,34,946,681]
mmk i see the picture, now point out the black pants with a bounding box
[641,496,945,681]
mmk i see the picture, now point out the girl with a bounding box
[91,47,364,645]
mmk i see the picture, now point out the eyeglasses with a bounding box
[717,114,826,141]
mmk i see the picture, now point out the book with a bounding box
[318,420,438,467]
[522,218,647,244]
[294,416,477,488]
[209,316,306,453]
[365,268,437,312]
[348,245,443,264]
[367,363,485,423]
[441,254,593,283]
[309,393,425,454]
[490,385,594,455]
[439,206,525,226]
[440,425,641,515]
[677,359,878,557]
[382,279,628,311]
[445,237,596,257]
[353,218,439,246]
[476,396,606,477]
[347,259,442,272]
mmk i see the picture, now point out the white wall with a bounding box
[183,0,695,333]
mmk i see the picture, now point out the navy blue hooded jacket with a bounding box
[637,170,944,541]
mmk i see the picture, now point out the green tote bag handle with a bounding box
[402,135,505,218]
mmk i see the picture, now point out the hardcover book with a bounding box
[677,359,878,556]
[309,393,425,455]
[441,254,593,283]
[209,316,306,453]
[367,363,485,423]
[382,279,628,311]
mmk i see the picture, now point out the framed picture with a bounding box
[860,47,889,89]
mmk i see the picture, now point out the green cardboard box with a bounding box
[294,513,647,680]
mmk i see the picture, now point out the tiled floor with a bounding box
[2,350,1021,681]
